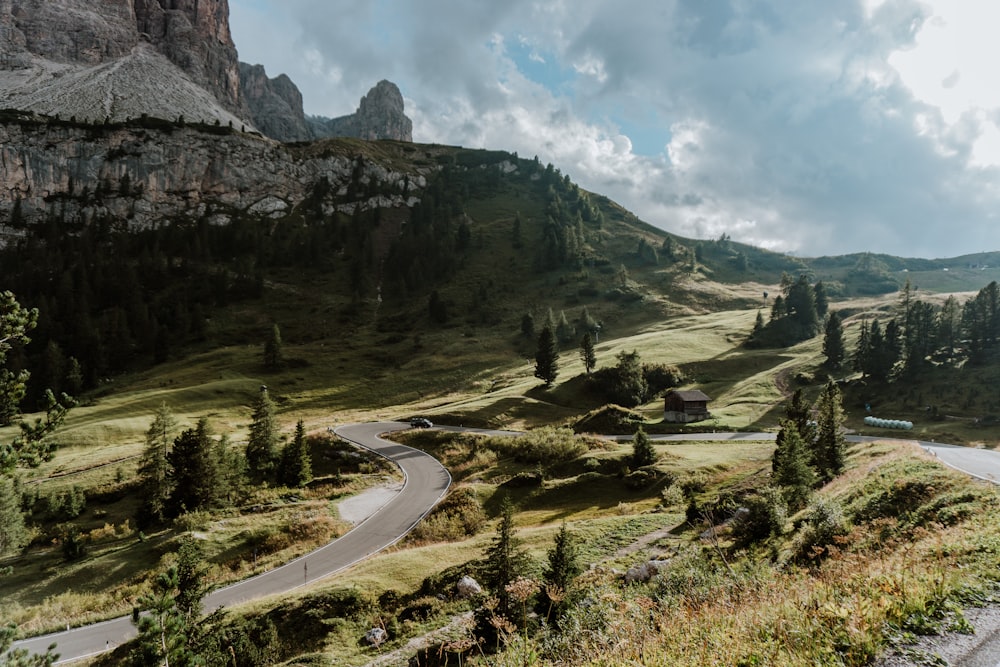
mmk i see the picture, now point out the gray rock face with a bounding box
[0,116,430,240]
[311,80,413,142]
[239,62,314,142]
[0,0,247,122]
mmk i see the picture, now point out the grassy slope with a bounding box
[3,141,1000,662]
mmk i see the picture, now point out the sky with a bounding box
[228,0,1000,260]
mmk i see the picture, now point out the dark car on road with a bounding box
[409,417,433,428]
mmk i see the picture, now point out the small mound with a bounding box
[573,404,646,435]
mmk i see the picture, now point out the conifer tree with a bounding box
[631,426,657,468]
[263,323,283,370]
[772,420,816,511]
[534,326,559,387]
[138,404,177,526]
[131,566,199,667]
[813,383,847,483]
[175,537,206,620]
[544,522,582,599]
[280,420,313,488]
[822,311,846,368]
[246,386,279,482]
[168,419,219,515]
[0,476,26,557]
[481,496,531,618]
[579,332,596,375]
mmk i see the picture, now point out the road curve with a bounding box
[12,422,451,664]
[14,424,1000,664]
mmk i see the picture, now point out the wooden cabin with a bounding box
[663,389,711,423]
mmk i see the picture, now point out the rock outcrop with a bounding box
[238,62,313,142]
[0,0,247,124]
[241,71,414,144]
[0,113,430,239]
[0,0,414,144]
[310,80,413,142]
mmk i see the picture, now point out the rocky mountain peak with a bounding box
[314,79,413,142]
[0,0,246,122]
[242,70,414,144]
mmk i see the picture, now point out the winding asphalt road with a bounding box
[12,422,451,665]
[12,424,1000,664]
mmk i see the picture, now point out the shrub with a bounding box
[730,487,787,547]
[398,596,445,622]
[410,487,486,543]
[643,363,685,397]
[623,468,660,490]
[502,472,543,488]
[487,427,588,464]
[792,498,848,563]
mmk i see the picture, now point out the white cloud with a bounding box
[229,0,1000,258]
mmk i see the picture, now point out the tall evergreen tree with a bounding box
[246,386,279,482]
[813,383,847,483]
[936,295,961,361]
[544,522,582,594]
[0,476,26,557]
[175,538,206,620]
[263,324,283,370]
[534,326,559,387]
[822,311,846,368]
[138,404,177,526]
[481,496,531,618]
[214,435,247,507]
[579,332,596,375]
[813,281,829,318]
[771,420,816,511]
[279,420,313,488]
[130,566,200,667]
[168,419,220,515]
[631,426,657,468]
[610,350,647,407]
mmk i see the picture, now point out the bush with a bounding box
[730,487,787,547]
[623,467,661,490]
[398,595,445,622]
[643,363,685,396]
[573,404,645,435]
[502,471,543,488]
[487,427,589,464]
[792,498,847,563]
[410,487,486,543]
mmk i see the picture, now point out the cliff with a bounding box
[241,70,414,144]
[311,80,413,142]
[0,112,429,238]
[0,0,248,124]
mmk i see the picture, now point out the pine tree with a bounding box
[611,350,647,408]
[579,332,596,375]
[0,476,26,557]
[280,420,313,488]
[481,496,531,618]
[168,419,219,515]
[534,326,559,387]
[813,383,847,483]
[175,537,206,620]
[138,404,177,526]
[556,310,575,344]
[214,435,247,506]
[544,522,582,594]
[131,566,199,667]
[772,420,816,511]
[263,323,283,370]
[520,312,535,339]
[631,426,657,468]
[246,386,279,482]
[822,311,846,368]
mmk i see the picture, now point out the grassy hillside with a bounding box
[3,137,1000,664]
